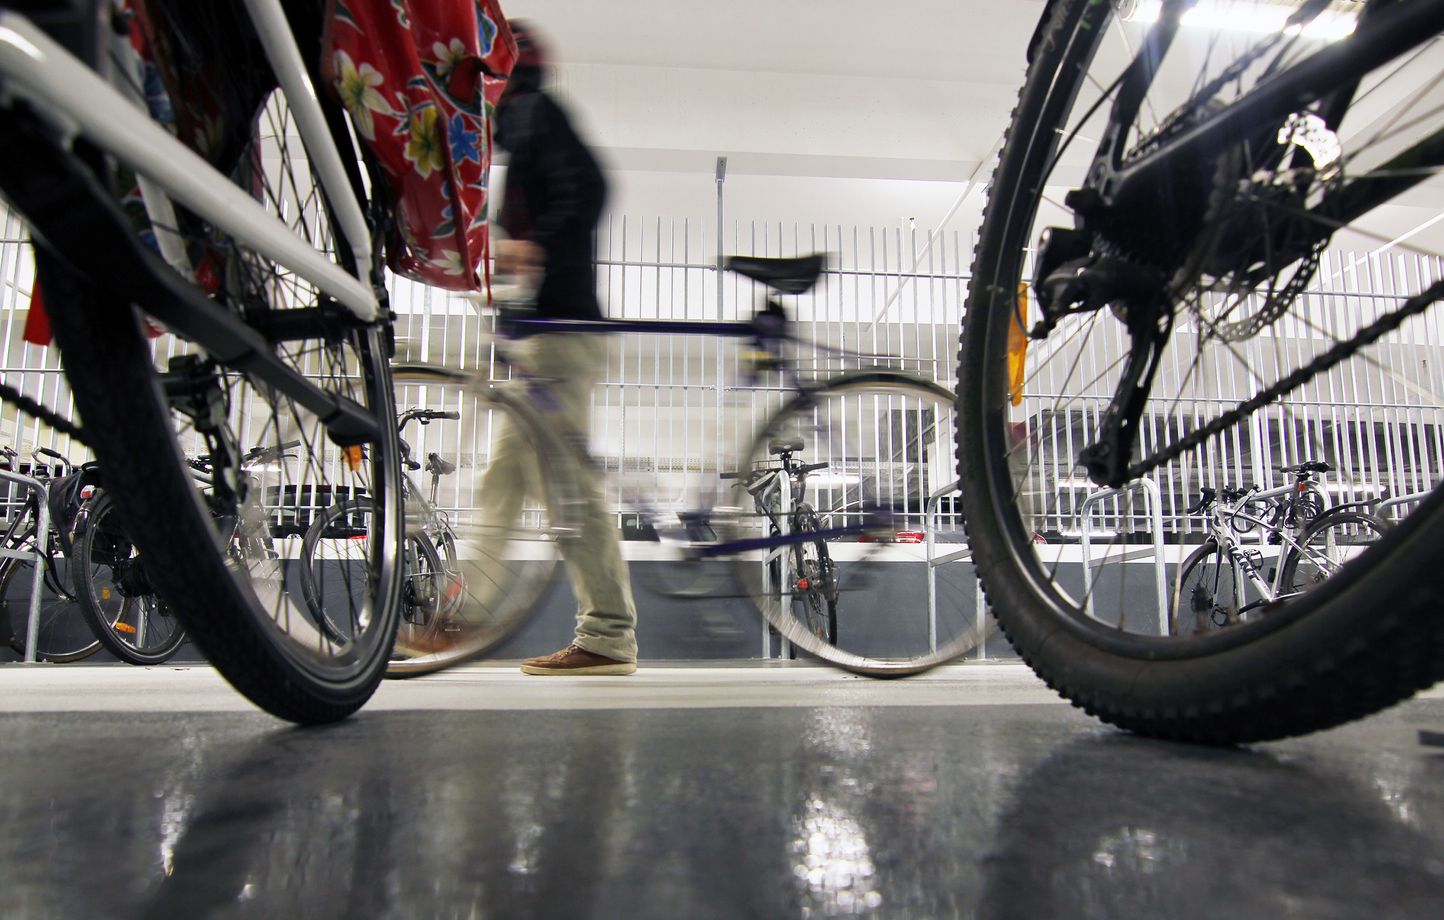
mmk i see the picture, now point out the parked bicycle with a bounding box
[1173,463,1389,637]
[955,0,1444,741]
[1,446,100,662]
[0,3,410,722]
[379,253,971,676]
[298,406,466,677]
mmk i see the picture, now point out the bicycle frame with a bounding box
[1095,0,1444,227]
[489,312,895,561]
[0,4,383,443]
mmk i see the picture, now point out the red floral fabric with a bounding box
[323,0,516,290]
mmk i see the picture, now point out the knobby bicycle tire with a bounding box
[956,0,1444,742]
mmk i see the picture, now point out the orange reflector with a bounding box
[100,587,111,601]
[343,444,365,471]
[1007,284,1030,407]
[113,621,137,634]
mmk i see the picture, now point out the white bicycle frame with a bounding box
[0,1,378,320]
[1183,487,1331,617]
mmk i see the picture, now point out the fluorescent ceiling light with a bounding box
[1119,0,1359,41]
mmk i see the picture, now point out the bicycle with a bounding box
[380,253,973,676]
[297,406,473,677]
[0,3,417,721]
[1172,466,1389,637]
[0,446,100,662]
[956,0,1444,741]
[68,440,310,667]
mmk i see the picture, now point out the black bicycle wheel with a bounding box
[25,74,404,719]
[1,555,99,663]
[381,366,562,677]
[1170,541,1247,638]
[739,371,978,675]
[790,507,838,645]
[1277,509,1390,598]
[957,0,1444,741]
[73,492,186,665]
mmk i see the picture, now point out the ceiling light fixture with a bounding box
[1116,0,1360,41]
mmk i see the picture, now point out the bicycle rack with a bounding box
[924,481,985,658]
[1377,485,1437,523]
[1078,477,1168,635]
[755,469,793,659]
[0,469,51,664]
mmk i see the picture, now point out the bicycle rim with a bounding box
[75,493,187,664]
[35,77,403,720]
[0,556,99,663]
[384,367,561,676]
[739,372,978,675]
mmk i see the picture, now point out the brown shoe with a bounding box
[520,644,637,676]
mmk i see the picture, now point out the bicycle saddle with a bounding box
[723,254,826,295]
[426,452,455,477]
[769,437,805,455]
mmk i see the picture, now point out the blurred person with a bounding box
[473,19,638,675]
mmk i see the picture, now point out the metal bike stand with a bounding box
[756,471,793,659]
[0,469,52,664]
[1377,486,1436,523]
[924,481,977,656]
[1079,477,1168,635]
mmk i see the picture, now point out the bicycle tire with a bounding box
[73,492,187,665]
[25,77,405,720]
[956,0,1444,742]
[0,555,99,663]
[790,506,838,645]
[1170,541,1246,638]
[739,371,978,675]
[1277,509,1390,598]
[383,365,562,677]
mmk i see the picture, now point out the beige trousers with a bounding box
[475,333,638,662]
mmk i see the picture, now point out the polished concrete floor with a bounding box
[1,662,1442,919]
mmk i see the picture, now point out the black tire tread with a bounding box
[956,0,1444,744]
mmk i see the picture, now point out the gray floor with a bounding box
[1,662,1442,919]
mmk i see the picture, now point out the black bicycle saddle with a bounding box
[769,437,805,455]
[723,254,826,295]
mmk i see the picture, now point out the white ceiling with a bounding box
[503,0,1047,84]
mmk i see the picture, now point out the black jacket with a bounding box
[494,83,607,320]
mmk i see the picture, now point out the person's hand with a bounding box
[494,239,544,278]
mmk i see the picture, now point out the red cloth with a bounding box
[323,0,516,290]
[22,283,50,347]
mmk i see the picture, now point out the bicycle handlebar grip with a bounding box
[1186,487,1216,515]
[37,447,66,460]
[439,411,460,420]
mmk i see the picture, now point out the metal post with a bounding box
[0,469,52,663]
[1079,477,1168,635]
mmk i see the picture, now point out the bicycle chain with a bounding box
[1126,278,1444,482]
[0,380,89,446]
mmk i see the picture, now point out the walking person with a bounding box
[470,20,638,675]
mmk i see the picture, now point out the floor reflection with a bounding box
[0,702,1440,918]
